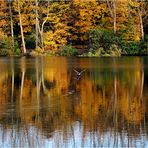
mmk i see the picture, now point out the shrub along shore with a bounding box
[0,1,148,57]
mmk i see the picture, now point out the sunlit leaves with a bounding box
[13,0,35,33]
[0,0,147,52]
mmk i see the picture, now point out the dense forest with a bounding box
[0,0,148,56]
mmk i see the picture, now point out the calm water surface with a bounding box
[0,56,148,148]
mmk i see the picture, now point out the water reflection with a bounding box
[0,57,148,147]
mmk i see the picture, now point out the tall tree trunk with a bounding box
[17,0,26,54]
[138,7,144,41]
[38,1,49,50]
[35,0,39,48]
[8,0,15,49]
[106,0,117,33]
[40,17,48,49]
[113,0,117,33]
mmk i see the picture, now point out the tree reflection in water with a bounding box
[0,57,147,147]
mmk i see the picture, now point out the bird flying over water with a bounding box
[73,69,86,80]
[73,69,86,76]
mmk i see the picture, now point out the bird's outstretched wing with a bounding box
[79,69,86,74]
[73,69,86,75]
[73,69,79,75]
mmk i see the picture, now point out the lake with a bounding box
[0,56,148,148]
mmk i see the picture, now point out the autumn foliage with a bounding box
[0,0,148,56]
